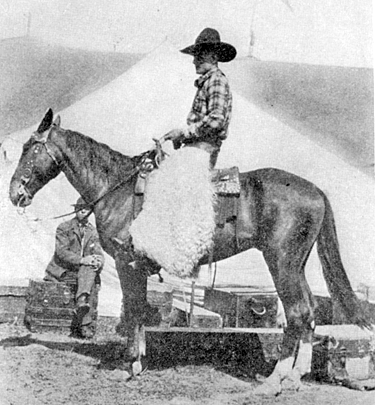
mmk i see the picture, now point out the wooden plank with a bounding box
[214,288,277,295]
[212,285,277,294]
[146,325,368,336]
[0,285,28,296]
[315,324,373,339]
[173,287,205,307]
[145,326,283,334]
[173,299,219,316]
[172,299,223,328]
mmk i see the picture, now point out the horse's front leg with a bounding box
[115,252,148,376]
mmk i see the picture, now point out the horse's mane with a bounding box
[61,128,145,180]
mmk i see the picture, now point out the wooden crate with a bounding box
[204,286,279,329]
[25,279,76,332]
[0,284,28,323]
[312,325,375,381]
[25,279,98,333]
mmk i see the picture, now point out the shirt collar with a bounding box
[76,218,89,229]
[194,67,219,89]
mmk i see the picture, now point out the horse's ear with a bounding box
[36,108,53,134]
[53,115,61,128]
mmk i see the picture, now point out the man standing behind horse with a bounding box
[163,27,236,168]
[130,28,236,278]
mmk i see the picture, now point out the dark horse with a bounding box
[9,110,368,395]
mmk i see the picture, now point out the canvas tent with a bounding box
[1,0,371,67]
[224,59,373,177]
[1,41,374,316]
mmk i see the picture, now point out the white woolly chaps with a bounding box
[129,147,216,278]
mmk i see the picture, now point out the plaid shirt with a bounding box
[184,67,232,147]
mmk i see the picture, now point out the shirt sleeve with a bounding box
[186,73,228,139]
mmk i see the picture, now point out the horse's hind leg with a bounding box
[281,274,316,390]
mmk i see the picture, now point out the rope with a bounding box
[16,134,167,223]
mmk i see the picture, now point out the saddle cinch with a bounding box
[134,153,241,227]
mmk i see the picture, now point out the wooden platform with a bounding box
[146,324,375,381]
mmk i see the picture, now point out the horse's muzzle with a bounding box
[9,180,33,207]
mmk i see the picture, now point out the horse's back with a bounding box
[240,167,325,204]
[238,168,326,247]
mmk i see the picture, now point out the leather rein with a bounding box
[19,134,165,221]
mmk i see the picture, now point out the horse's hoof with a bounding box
[255,373,267,383]
[253,381,281,396]
[132,361,143,376]
[281,376,302,391]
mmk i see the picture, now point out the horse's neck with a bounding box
[54,129,134,203]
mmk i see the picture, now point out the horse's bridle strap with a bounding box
[20,138,59,186]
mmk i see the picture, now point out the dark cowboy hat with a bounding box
[180,28,236,63]
[72,197,91,212]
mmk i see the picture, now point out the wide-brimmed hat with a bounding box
[72,197,91,211]
[180,28,236,63]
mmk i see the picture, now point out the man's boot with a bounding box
[80,324,95,339]
[76,293,90,324]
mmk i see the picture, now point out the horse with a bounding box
[9,109,369,395]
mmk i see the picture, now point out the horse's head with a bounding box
[9,109,63,208]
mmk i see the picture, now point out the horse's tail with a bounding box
[316,192,370,329]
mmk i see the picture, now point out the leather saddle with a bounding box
[211,166,240,196]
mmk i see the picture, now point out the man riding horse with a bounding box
[129,28,237,277]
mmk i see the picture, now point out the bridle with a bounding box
[17,132,167,220]
[18,131,61,205]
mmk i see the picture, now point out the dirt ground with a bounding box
[0,319,374,405]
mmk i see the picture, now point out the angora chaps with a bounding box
[130,147,216,278]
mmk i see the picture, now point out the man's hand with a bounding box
[80,255,102,270]
[162,129,184,142]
